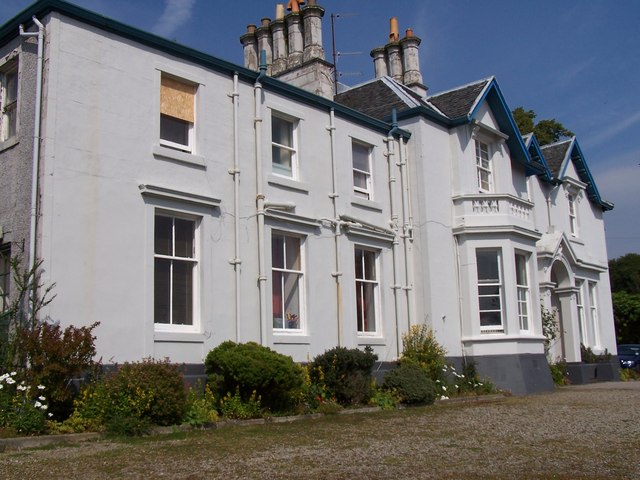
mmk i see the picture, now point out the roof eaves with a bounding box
[2,0,410,139]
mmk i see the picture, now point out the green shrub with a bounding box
[309,346,377,406]
[400,325,447,383]
[205,341,304,414]
[580,344,612,363]
[74,358,187,435]
[549,360,569,386]
[219,388,262,419]
[369,387,399,410]
[184,383,219,426]
[382,362,436,405]
[619,367,640,381]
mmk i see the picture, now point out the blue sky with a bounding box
[1,0,638,259]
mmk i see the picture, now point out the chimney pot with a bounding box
[246,24,256,34]
[275,4,285,20]
[287,0,305,12]
[389,17,399,42]
[405,28,414,38]
[261,17,271,27]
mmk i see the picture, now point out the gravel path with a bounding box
[1,381,639,479]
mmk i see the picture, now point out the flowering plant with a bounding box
[0,371,50,436]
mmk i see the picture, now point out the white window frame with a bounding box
[153,210,200,332]
[1,60,18,142]
[355,246,380,335]
[475,140,493,193]
[0,244,10,314]
[588,282,601,348]
[271,112,299,179]
[159,73,196,154]
[271,232,305,333]
[515,252,531,332]
[568,192,578,237]
[576,279,587,346]
[352,140,373,200]
[476,248,504,333]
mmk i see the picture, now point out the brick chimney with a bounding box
[239,1,334,99]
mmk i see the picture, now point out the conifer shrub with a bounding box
[400,325,447,383]
[309,346,377,406]
[382,362,436,405]
[204,341,304,414]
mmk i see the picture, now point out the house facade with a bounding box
[0,0,616,394]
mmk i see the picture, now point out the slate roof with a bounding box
[540,140,571,178]
[427,79,490,120]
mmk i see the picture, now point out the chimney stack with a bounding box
[369,17,427,97]
[239,1,334,99]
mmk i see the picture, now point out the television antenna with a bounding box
[330,12,362,94]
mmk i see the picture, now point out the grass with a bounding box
[0,383,639,479]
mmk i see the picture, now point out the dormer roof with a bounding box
[541,138,613,211]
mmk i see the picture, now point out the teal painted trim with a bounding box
[527,135,554,182]
[0,0,408,139]
[559,139,613,211]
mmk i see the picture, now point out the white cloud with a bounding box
[152,0,196,38]
[582,110,640,150]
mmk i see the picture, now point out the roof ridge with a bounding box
[427,76,494,99]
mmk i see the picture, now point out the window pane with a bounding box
[283,272,300,328]
[480,311,502,327]
[272,116,293,147]
[479,296,501,311]
[357,281,376,333]
[160,114,190,146]
[355,249,364,279]
[363,250,376,280]
[272,235,284,269]
[272,146,293,174]
[353,171,368,189]
[515,254,527,285]
[172,261,193,325]
[154,258,171,324]
[174,218,195,258]
[477,250,499,282]
[154,215,173,255]
[285,236,300,270]
[352,143,370,172]
[5,70,17,104]
[272,270,283,327]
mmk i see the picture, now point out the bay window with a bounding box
[515,252,530,331]
[476,249,503,333]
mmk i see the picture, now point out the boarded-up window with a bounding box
[160,74,195,151]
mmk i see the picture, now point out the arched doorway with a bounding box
[548,259,580,362]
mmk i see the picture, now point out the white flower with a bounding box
[0,373,8,382]
[48,413,53,417]
[6,377,15,385]
[40,404,48,411]
[442,386,447,391]
[37,385,46,390]
[17,384,27,391]
[34,401,42,408]
[435,380,440,383]
[38,396,46,401]
[0,384,3,390]
[442,368,447,372]
[440,395,449,400]
[10,371,16,376]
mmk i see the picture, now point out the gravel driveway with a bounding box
[1,381,639,479]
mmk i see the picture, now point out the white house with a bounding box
[0,0,616,393]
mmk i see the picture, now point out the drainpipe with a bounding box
[228,73,241,341]
[255,52,268,345]
[397,133,414,329]
[327,109,343,346]
[20,17,45,285]
[386,117,402,359]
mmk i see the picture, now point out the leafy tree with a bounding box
[609,254,640,343]
[612,291,640,343]
[609,253,640,294]
[512,106,574,145]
